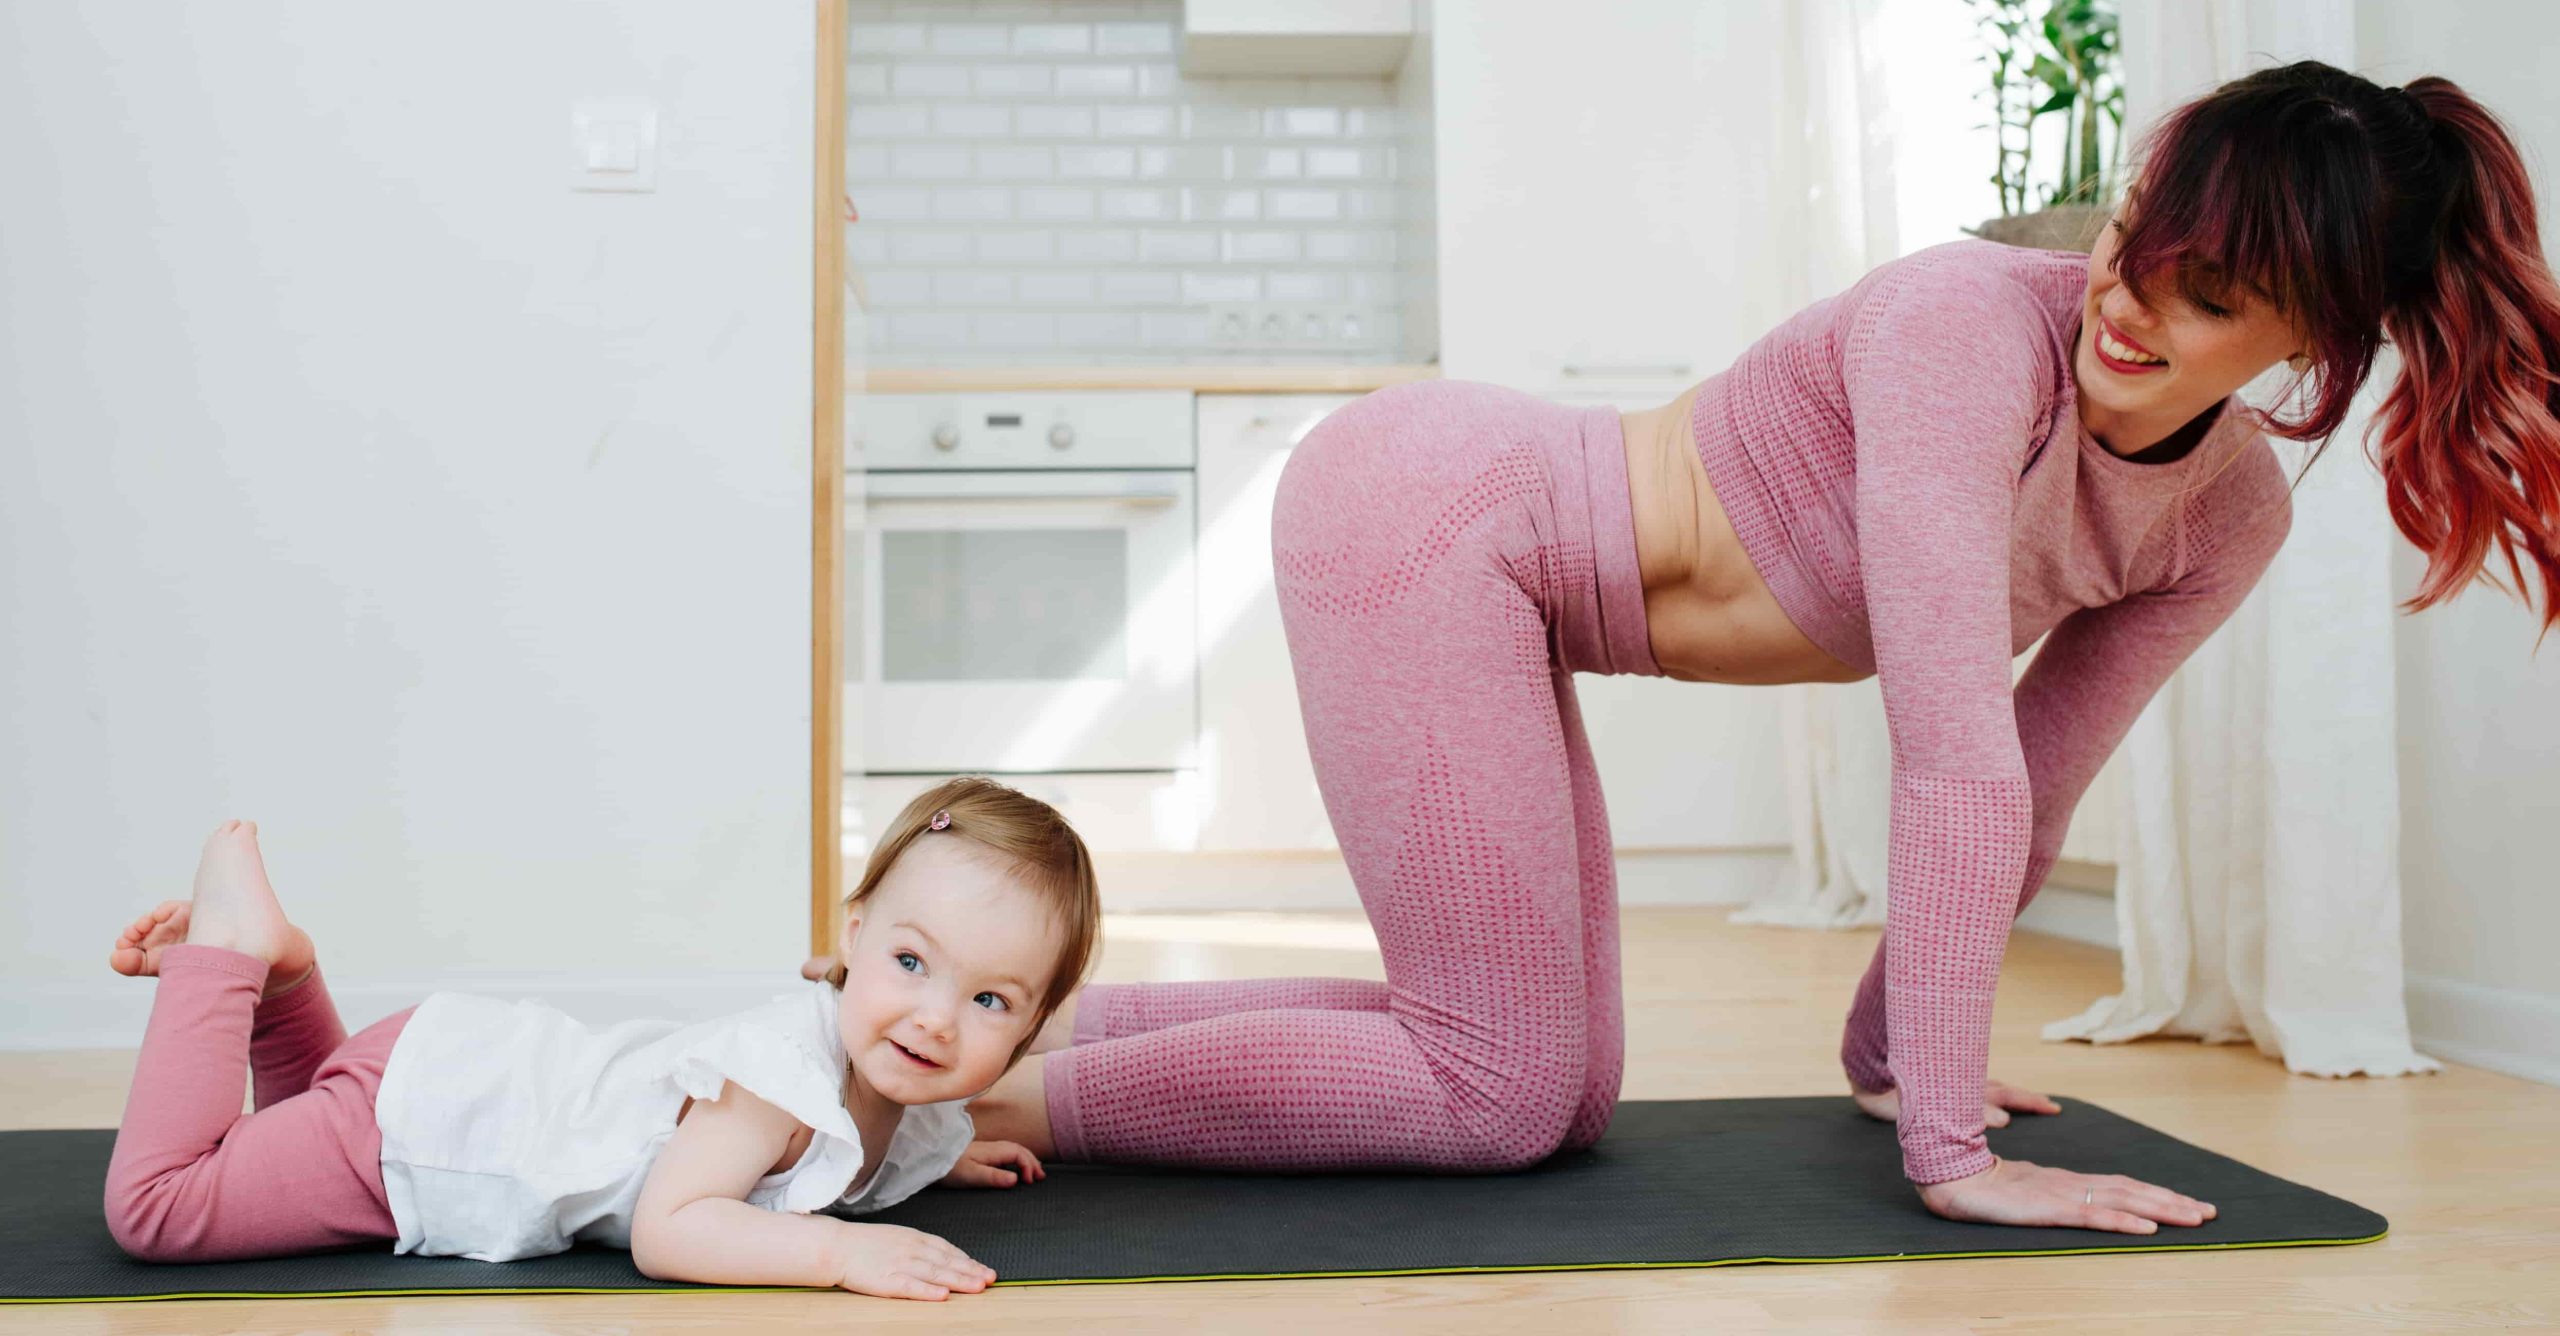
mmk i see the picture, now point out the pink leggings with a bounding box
[1045,380,1661,1171]
[104,945,408,1262]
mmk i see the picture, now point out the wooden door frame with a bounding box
[811,0,847,955]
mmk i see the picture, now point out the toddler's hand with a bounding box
[940,1139,1045,1188]
[833,1223,993,1301]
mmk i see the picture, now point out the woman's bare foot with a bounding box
[175,820,315,996]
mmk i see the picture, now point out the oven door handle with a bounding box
[863,489,1181,508]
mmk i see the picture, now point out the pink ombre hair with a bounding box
[2112,62,2560,634]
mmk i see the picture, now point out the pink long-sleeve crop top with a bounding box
[1690,239,2295,1184]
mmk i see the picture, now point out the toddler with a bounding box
[102,777,1101,1301]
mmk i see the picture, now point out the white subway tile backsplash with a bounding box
[1180,105,1260,139]
[1138,229,1218,264]
[1100,271,1181,303]
[1018,271,1099,304]
[852,104,932,138]
[978,230,1058,263]
[1266,271,1343,303]
[1055,65,1138,97]
[1097,104,1177,138]
[1183,271,1260,304]
[1014,105,1097,138]
[933,187,1013,222]
[931,103,1011,137]
[1182,188,1260,222]
[1056,145,1137,179]
[936,271,1016,306]
[894,311,974,345]
[867,271,933,307]
[974,312,1058,348]
[1017,187,1098,222]
[892,144,974,179]
[890,230,974,264]
[929,24,1010,56]
[891,64,972,98]
[849,23,927,56]
[1059,312,1144,347]
[973,64,1052,96]
[1098,187,1176,221]
[1058,230,1139,263]
[1011,23,1092,56]
[849,0,1409,363]
[1095,21,1174,55]
[1264,189,1342,222]
[1303,147,1368,180]
[976,145,1055,179]
[1267,108,1344,139]
[1223,230,1301,263]
[855,186,932,222]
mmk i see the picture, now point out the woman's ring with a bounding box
[2083,1188,2093,1206]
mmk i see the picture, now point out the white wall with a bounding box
[2358,0,2560,1083]
[0,2,819,1046]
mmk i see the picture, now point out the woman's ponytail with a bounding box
[2374,78,2560,634]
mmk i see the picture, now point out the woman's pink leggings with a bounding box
[1045,381,1661,1171]
[104,945,407,1261]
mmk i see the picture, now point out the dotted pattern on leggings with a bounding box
[1880,771,2033,1185]
[1275,447,1547,620]
[1088,977,1392,1042]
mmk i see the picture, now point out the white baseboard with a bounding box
[2405,971,2560,1088]
[0,973,811,1053]
[2014,886,2121,950]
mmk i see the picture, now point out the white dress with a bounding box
[371,979,974,1262]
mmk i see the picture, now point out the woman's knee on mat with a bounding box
[103,1176,204,1263]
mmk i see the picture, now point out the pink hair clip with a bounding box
[927,809,952,831]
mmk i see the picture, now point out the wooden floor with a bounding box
[7,908,2556,1334]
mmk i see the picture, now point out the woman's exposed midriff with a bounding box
[1620,386,1871,686]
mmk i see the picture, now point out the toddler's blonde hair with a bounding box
[826,777,1100,1066]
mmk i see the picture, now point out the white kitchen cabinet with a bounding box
[1196,392,1792,854]
[1196,393,1346,852]
[1431,1,1798,409]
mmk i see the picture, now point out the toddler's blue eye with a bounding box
[974,992,1009,1012]
[894,951,922,973]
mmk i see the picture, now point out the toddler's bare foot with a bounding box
[107,900,194,978]
[184,820,315,996]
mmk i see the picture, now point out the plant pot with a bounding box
[1971,203,2112,254]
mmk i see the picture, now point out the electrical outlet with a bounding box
[1207,304,1376,351]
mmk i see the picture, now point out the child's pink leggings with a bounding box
[1044,380,1661,1171]
[104,945,408,1262]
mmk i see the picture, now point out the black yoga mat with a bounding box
[0,1097,2386,1303]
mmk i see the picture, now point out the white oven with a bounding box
[851,392,1197,777]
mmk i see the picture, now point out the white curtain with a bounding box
[2042,0,2437,1077]
[1731,0,1900,932]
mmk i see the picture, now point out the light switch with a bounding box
[570,99,658,193]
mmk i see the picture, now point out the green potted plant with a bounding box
[1967,0,2125,253]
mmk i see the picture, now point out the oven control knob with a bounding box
[930,422,960,451]
[1048,423,1075,450]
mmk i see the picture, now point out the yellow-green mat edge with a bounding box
[0,1229,2389,1304]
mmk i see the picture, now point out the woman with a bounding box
[932,63,2560,1234]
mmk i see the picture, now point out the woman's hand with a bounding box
[1850,1077,2062,1128]
[940,1139,1046,1189]
[800,955,832,982]
[1915,1156,2217,1234]
[832,1222,995,1301]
